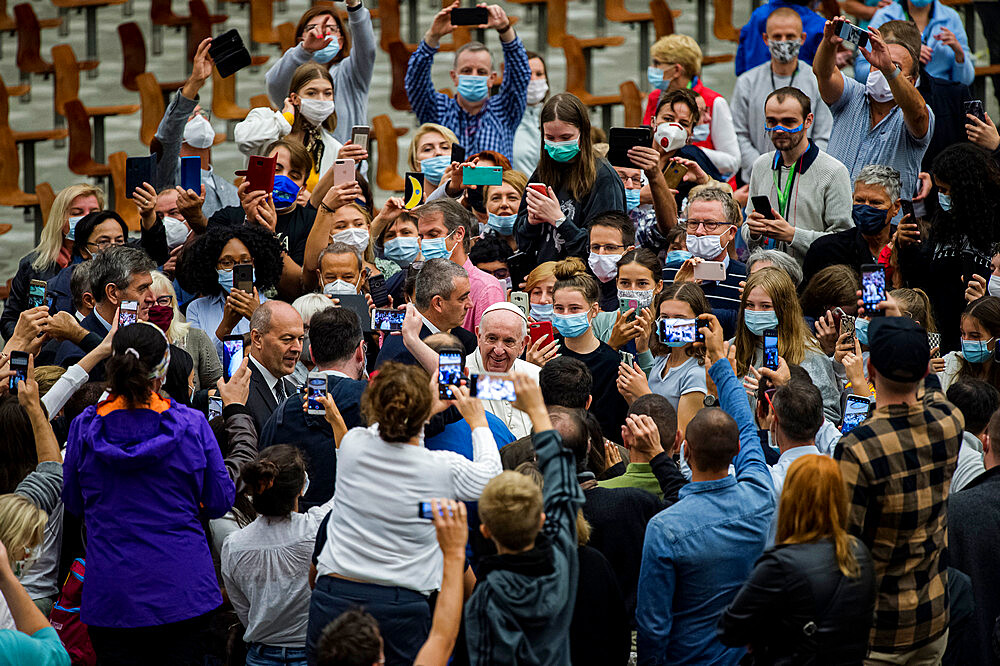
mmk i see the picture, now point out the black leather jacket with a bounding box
[717,538,876,665]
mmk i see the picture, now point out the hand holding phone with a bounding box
[307,373,327,415]
[861,264,887,316]
[437,349,465,399]
[8,351,28,394]
[119,301,138,328]
[763,329,779,370]
[751,196,774,219]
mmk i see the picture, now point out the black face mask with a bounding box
[852,203,889,235]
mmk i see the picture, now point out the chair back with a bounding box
[14,4,49,74]
[118,22,148,92]
[211,67,250,120]
[52,43,81,116]
[650,0,674,38]
[36,181,56,224]
[64,99,96,174]
[250,0,280,45]
[620,81,643,127]
[562,35,588,95]
[372,114,405,192]
[0,125,22,194]
[547,0,569,48]
[136,72,165,146]
[109,151,141,231]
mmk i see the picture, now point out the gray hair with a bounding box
[747,248,803,286]
[89,246,156,304]
[415,198,474,253]
[453,41,492,70]
[292,293,336,324]
[317,241,363,270]
[684,186,742,227]
[855,164,901,203]
[70,259,94,309]
[414,258,468,310]
[480,307,528,338]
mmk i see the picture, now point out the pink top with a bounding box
[462,257,506,332]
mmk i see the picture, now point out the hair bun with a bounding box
[242,459,279,496]
[553,256,587,281]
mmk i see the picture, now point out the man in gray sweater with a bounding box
[741,86,853,267]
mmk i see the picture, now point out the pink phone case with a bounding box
[693,261,726,281]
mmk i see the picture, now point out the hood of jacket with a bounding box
[474,534,567,623]
[80,398,190,471]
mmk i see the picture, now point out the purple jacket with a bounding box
[62,396,235,628]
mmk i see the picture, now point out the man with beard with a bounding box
[741,86,853,267]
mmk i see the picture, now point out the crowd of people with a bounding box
[2,0,1000,664]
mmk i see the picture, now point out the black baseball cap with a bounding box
[868,317,930,382]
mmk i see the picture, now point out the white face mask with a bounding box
[526,78,548,105]
[163,216,190,249]
[686,233,725,260]
[588,252,622,283]
[298,98,336,125]
[865,69,895,103]
[655,122,688,153]
[183,115,215,149]
[989,274,1000,298]
[332,227,370,253]
[323,279,357,295]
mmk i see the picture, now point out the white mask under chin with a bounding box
[655,122,688,153]
[865,69,895,103]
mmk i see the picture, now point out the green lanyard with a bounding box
[772,161,798,219]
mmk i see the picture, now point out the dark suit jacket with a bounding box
[374,322,477,369]
[246,358,296,437]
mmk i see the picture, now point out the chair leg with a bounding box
[639,23,650,84]
[601,105,612,132]
[595,0,606,36]
[585,49,593,92]
[122,0,133,17]
[537,4,547,54]
[696,0,707,43]
[54,111,66,150]
[58,7,70,37]
[22,141,36,194]
[152,23,164,55]
[32,205,43,245]
[93,116,106,164]
[85,6,98,78]
[19,71,30,103]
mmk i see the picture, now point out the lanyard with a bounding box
[769,66,797,92]
[772,160,798,219]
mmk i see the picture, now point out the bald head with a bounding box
[477,308,529,373]
[685,407,739,473]
[250,300,304,378]
[766,7,802,32]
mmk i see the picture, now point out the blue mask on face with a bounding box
[312,38,340,63]
[66,215,84,241]
[272,175,301,209]
[665,249,692,265]
[217,267,256,293]
[553,312,591,338]
[690,123,710,143]
[384,236,420,265]
[744,309,779,336]
[487,212,517,235]
[856,317,869,346]
[909,0,933,6]
[457,75,489,103]
[962,338,995,364]
[420,232,454,260]
[646,66,668,91]
[624,188,641,212]
[420,155,451,184]
[938,192,952,211]
[852,203,890,235]
[763,123,804,134]
[530,303,553,321]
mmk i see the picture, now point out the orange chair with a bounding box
[135,72,165,147]
[249,0,281,52]
[650,0,675,39]
[602,0,655,75]
[372,114,408,192]
[563,34,622,131]
[250,94,274,110]
[37,182,56,229]
[277,22,296,52]
[0,125,52,237]
[378,0,463,54]
[620,81,643,127]
[387,40,413,112]
[186,0,231,70]
[118,22,185,103]
[548,0,624,90]
[0,0,60,62]
[52,44,139,162]
[108,151,141,231]
[0,74,66,197]
[14,4,97,95]
[64,99,112,198]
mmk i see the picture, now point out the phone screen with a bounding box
[181,156,201,192]
[119,301,138,327]
[208,396,223,420]
[307,375,327,413]
[8,352,28,392]
[841,395,871,434]
[223,337,244,380]
[658,318,701,345]
[351,126,370,152]
[27,282,46,308]
[438,351,463,399]
[861,267,886,312]
[472,374,516,401]
[764,330,779,370]
[372,308,405,332]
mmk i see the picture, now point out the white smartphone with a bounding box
[307,372,326,416]
[693,261,726,281]
[509,291,529,318]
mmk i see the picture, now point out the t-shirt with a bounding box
[560,341,629,444]
[209,203,318,266]
[0,627,70,666]
[648,355,707,410]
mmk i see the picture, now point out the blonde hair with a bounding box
[407,123,458,172]
[523,261,558,296]
[736,267,820,375]
[553,256,599,304]
[478,471,543,550]
[292,293,335,323]
[32,183,106,272]
[776,455,859,577]
[0,494,47,568]
[150,270,190,343]
[649,34,703,78]
[33,365,66,397]
[890,287,936,332]
[483,169,527,203]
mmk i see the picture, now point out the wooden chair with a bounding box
[387,40,414,112]
[650,0,675,39]
[51,0,127,77]
[378,0,461,54]
[603,0,655,76]
[972,64,1000,102]
[37,182,56,229]
[372,114,408,192]
[118,22,185,103]
[108,151,141,231]
[277,21,296,52]
[0,126,39,208]
[186,0,231,69]
[135,72,165,147]
[14,4,97,95]
[249,0,281,52]
[548,0,624,90]
[0,0,60,61]
[620,80,643,127]
[212,67,265,138]
[64,99,112,201]
[250,94,274,110]
[712,0,739,43]
[563,35,622,131]
[0,74,67,197]
[52,44,139,162]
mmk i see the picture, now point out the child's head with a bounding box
[478,471,545,552]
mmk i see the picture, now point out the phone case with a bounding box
[462,166,503,186]
[404,172,424,209]
[451,144,466,163]
[125,155,157,201]
[333,159,355,186]
[234,265,254,293]
[693,261,726,281]
[368,273,390,308]
[450,7,489,25]
[663,163,688,189]
[350,127,370,151]
[180,156,202,192]
[209,29,252,78]
[236,155,277,194]
[607,127,653,167]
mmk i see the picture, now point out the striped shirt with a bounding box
[404,37,530,160]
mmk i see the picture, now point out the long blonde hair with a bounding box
[407,123,458,172]
[150,271,190,343]
[776,455,859,577]
[0,494,46,568]
[32,183,105,272]
[736,267,819,375]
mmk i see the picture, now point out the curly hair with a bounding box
[361,362,432,443]
[931,144,1000,253]
[176,224,284,297]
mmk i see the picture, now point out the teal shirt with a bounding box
[0,627,70,666]
[597,462,663,499]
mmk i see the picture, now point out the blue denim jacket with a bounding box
[636,358,776,666]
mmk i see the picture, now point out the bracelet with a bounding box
[320,202,336,214]
[887,65,901,80]
[498,23,512,34]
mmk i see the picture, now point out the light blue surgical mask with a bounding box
[311,38,340,63]
[544,139,581,163]
[691,123,710,143]
[487,212,516,235]
[666,249,692,265]
[553,312,591,338]
[856,317,869,346]
[962,337,995,364]
[646,66,668,91]
[938,192,952,211]
[217,267,256,293]
[66,215,84,241]
[530,303,553,321]
[385,236,420,264]
[624,188,641,211]
[744,309,779,336]
[420,231,455,260]
[420,155,451,185]
[457,75,489,103]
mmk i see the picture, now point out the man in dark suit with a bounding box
[260,307,368,509]
[376,258,476,368]
[245,300,304,435]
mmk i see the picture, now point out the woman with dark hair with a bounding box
[180,224,284,359]
[513,93,627,263]
[899,143,1000,352]
[61,322,235,663]
[161,345,194,406]
[940,296,1000,392]
[591,248,662,373]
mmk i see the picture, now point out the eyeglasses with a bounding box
[589,243,626,254]
[305,21,341,34]
[155,295,173,307]
[487,267,509,279]
[685,220,727,233]
[87,238,126,251]
[217,258,254,270]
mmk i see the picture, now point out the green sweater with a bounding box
[597,462,664,499]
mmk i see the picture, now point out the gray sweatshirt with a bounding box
[15,461,63,514]
[264,5,376,145]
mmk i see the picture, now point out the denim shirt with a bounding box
[636,358,776,666]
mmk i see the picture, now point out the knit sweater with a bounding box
[741,142,854,266]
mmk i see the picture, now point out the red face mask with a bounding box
[148,304,174,332]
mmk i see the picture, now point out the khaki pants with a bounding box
[865,630,949,666]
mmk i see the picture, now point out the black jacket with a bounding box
[245,358,297,436]
[1,252,64,340]
[717,538,876,665]
[374,321,477,368]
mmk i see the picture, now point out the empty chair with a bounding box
[563,34,623,130]
[249,0,281,52]
[620,80,643,127]
[63,99,112,193]
[135,72,166,147]
[187,0,231,70]
[708,0,739,65]
[604,0,655,76]
[108,151,141,231]
[0,0,60,62]
[547,0,624,90]
[372,114,408,192]
[51,0,128,77]
[150,0,192,55]
[0,74,67,199]
[0,125,45,237]
[14,3,97,93]
[650,0,675,39]
[118,22,185,102]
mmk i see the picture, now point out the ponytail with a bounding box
[240,445,306,517]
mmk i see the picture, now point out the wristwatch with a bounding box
[703,394,718,408]
[887,65,902,80]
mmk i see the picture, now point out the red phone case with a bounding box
[529,321,554,345]
[236,155,277,193]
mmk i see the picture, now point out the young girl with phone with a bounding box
[939,296,1000,392]
[482,169,525,251]
[591,249,661,375]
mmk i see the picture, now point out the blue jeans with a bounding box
[245,643,308,666]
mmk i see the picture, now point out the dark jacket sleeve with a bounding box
[1,256,38,339]
[425,405,463,438]
[649,452,687,504]
[138,218,169,266]
[222,404,258,488]
[717,550,791,646]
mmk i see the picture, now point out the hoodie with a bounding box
[62,394,235,628]
[464,429,585,665]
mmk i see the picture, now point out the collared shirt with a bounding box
[462,257,506,332]
[186,291,268,361]
[465,349,539,439]
[420,312,441,335]
[826,71,935,199]
[404,37,531,159]
[769,444,821,497]
[93,308,112,332]
[834,382,962,652]
[249,354,283,401]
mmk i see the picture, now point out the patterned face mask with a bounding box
[767,38,801,64]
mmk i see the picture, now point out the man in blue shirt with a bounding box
[636,314,775,666]
[736,0,827,76]
[404,2,530,160]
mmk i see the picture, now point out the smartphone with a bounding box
[663,162,688,189]
[834,18,869,49]
[417,501,454,519]
[350,125,370,152]
[763,328,779,370]
[450,6,489,25]
[693,260,726,281]
[751,195,774,219]
[307,372,327,415]
[404,171,424,210]
[469,373,516,401]
[528,320,554,346]
[462,165,503,186]
[371,307,405,332]
[180,155,202,192]
[8,351,28,393]
[208,395,223,420]
[367,273,390,308]
[928,331,942,357]
[437,348,464,399]
[450,144,466,164]
[222,335,245,381]
[840,313,857,348]
[619,297,639,318]
[208,28,252,78]
[841,394,872,434]
[118,300,138,327]
[861,264,886,316]
[900,199,914,221]
[332,159,355,186]
[27,280,47,309]
[125,155,157,201]
[527,182,549,197]
[509,291,529,318]
[466,186,485,213]
[506,252,534,291]
[964,100,986,123]
[234,264,254,294]
[607,126,653,168]
[237,154,277,194]
[657,317,704,345]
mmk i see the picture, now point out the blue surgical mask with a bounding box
[624,188,641,211]
[420,231,455,260]
[744,309,779,336]
[553,312,591,338]
[216,267,256,293]
[420,155,451,184]
[272,175,301,209]
[909,0,933,6]
[487,212,517,235]
[530,303,553,321]
[646,66,668,91]
[544,139,581,163]
[856,317,869,346]
[852,203,890,235]
[457,75,489,103]
[312,38,340,63]
[66,215,84,241]
[938,192,952,211]
[690,123,710,143]
[385,236,420,264]
[962,338,995,364]
[666,249,692,265]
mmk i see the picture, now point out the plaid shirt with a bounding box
[404,37,529,160]
[834,380,963,653]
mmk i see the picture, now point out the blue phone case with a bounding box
[181,156,201,192]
